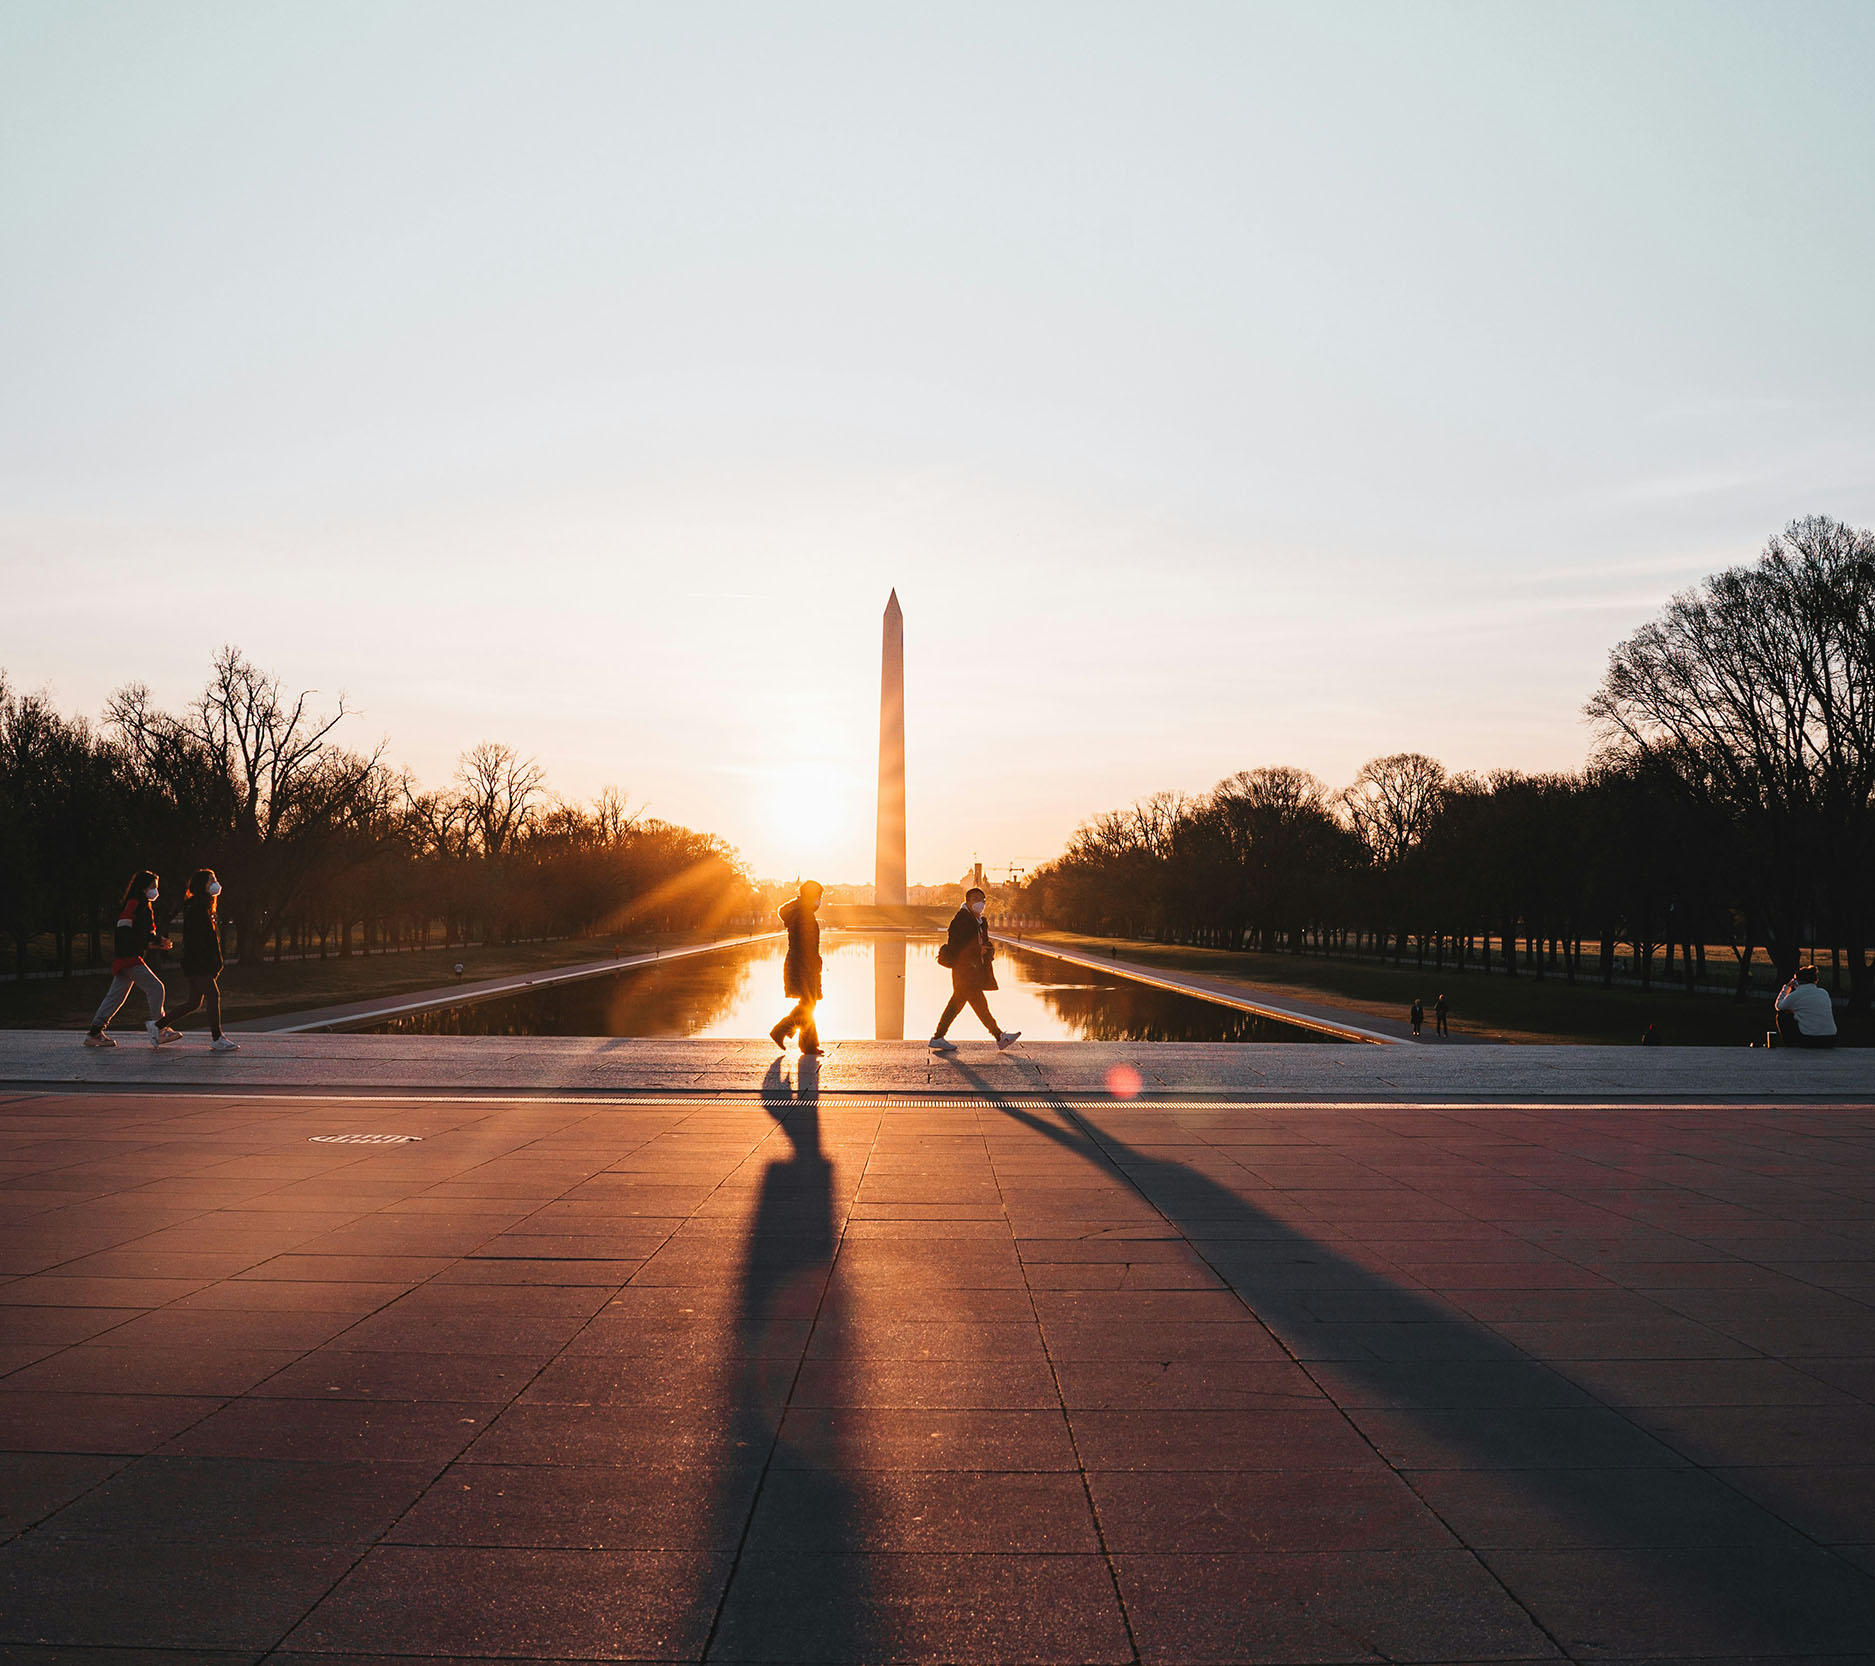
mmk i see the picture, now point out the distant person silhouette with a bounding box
[1435,993,1448,1037]
[929,887,1020,1052]
[1410,997,1424,1037]
[770,881,824,1055]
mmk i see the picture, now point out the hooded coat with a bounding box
[779,896,822,1000]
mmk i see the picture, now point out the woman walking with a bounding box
[85,870,180,1048]
[166,869,238,1051]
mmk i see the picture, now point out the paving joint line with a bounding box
[993,1096,1144,1664]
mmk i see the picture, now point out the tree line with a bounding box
[0,647,754,976]
[1014,516,1875,1014]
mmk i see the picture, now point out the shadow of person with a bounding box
[698,1056,881,1660]
[942,1061,1875,1660]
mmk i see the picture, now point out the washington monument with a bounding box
[875,589,907,907]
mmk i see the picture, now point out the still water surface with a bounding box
[361,932,1326,1042]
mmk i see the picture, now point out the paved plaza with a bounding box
[2,1049,1874,1662]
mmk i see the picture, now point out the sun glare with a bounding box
[759,764,857,877]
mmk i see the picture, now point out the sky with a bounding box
[4,1,1873,884]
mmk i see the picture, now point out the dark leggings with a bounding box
[169,975,223,1037]
[935,987,1002,1038]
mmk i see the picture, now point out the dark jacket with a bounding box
[779,896,822,1000]
[946,906,997,992]
[111,897,160,966]
[180,894,224,978]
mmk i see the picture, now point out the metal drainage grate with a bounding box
[308,1134,423,1144]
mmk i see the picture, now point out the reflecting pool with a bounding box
[358,932,1328,1042]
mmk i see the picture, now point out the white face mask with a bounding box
[144,886,159,900]
[207,881,222,897]
[968,899,986,917]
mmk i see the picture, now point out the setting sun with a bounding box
[757,762,859,879]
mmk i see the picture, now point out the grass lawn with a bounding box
[1019,929,1870,1047]
[0,929,770,1032]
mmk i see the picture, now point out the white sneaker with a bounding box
[83,1032,115,1049]
[996,1030,1022,1050]
[210,1036,239,1052]
[928,1036,957,1052]
[146,1021,181,1047]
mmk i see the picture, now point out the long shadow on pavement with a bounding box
[949,1063,1875,1662]
[700,1056,879,1661]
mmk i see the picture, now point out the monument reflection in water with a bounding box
[360,933,1328,1043]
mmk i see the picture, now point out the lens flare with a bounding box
[1105,1063,1143,1098]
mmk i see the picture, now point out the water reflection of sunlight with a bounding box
[366,934,1329,1042]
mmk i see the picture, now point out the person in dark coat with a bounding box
[929,887,1020,1052]
[770,881,824,1054]
[165,869,237,1051]
[1410,998,1424,1037]
[1434,993,1448,1037]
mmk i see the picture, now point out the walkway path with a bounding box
[1,1075,1871,1660]
[1000,935,1409,1043]
[1,1029,1867,1099]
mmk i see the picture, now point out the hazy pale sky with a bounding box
[5,1,1873,883]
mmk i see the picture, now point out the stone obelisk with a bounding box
[874,589,907,909]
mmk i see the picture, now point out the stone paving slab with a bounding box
[2,1074,1875,1661]
[0,1029,1870,1099]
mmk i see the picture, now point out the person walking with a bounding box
[1435,993,1449,1037]
[929,887,1020,1052]
[84,870,180,1048]
[770,881,824,1055]
[165,869,237,1051]
[1409,997,1424,1038]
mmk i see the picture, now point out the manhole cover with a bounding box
[308,1134,423,1144]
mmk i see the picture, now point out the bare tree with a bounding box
[108,647,384,960]
[455,742,547,858]
[1214,766,1329,820]
[1339,753,1447,869]
[593,785,643,845]
[1588,514,1875,997]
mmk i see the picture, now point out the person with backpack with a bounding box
[85,870,180,1048]
[929,887,1020,1052]
[165,868,237,1051]
[769,881,825,1055]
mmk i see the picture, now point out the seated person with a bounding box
[1775,966,1838,1048]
